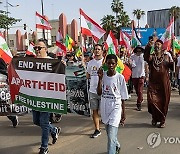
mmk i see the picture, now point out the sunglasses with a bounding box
[33,46,45,51]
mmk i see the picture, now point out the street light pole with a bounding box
[5,0,9,44]
[41,0,45,40]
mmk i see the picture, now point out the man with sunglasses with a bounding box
[32,39,60,154]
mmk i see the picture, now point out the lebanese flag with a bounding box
[56,28,63,41]
[36,12,52,30]
[26,42,36,56]
[0,33,13,64]
[80,8,106,43]
[119,30,131,51]
[160,17,174,51]
[56,28,66,55]
[105,30,118,55]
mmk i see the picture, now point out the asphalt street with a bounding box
[0,89,180,154]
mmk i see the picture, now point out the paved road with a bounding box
[0,89,180,154]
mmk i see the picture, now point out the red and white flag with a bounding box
[160,17,174,50]
[80,8,106,43]
[56,28,63,42]
[0,33,13,64]
[26,42,36,56]
[36,12,52,30]
[105,30,118,55]
[56,28,66,55]
[119,30,131,51]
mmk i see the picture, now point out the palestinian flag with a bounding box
[131,23,141,48]
[0,33,13,64]
[36,12,52,30]
[8,57,67,114]
[73,69,86,77]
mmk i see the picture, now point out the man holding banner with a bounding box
[8,39,67,154]
[32,39,61,154]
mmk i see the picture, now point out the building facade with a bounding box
[147,8,180,36]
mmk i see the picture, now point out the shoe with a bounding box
[12,116,19,128]
[90,129,101,138]
[136,104,142,111]
[116,146,121,154]
[55,114,62,123]
[151,119,157,126]
[39,147,49,154]
[158,122,165,128]
[51,127,61,144]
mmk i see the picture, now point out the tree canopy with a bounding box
[101,0,131,39]
[0,2,21,30]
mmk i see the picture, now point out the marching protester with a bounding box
[97,54,128,154]
[86,44,104,138]
[144,39,173,128]
[129,46,146,111]
[0,57,19,128]
[32,39,60,154]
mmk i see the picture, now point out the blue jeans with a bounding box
[32,110,56,148]
[105,124,120,154]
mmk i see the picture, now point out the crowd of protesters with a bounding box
[1,37,180,154]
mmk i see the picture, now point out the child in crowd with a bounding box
[97,54,128,154]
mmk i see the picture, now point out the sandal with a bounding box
[158,122,165,128]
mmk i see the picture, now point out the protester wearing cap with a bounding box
[144,39,173,128]
[130,45,145,111]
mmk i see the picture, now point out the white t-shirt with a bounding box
[100,72,128,127]
[130,53,145,78]
[177,56,180,79]
[87,58,103,94]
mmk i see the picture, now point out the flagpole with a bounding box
[79,9,84,59]
[172,13,176,73]
[41,0,45,40]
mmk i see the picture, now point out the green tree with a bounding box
[101,0,131,39]
[0,2,21,30]
[111,0,123,19]
[101,15,116,34]
[132,9,145,28]
[169,6,180,21]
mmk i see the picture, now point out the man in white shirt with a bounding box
[130,46,145,111]
[86,44,103,138]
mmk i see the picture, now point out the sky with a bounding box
[0,0,180,34]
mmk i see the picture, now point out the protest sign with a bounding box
[66,65,90,117]
[8,57,67,114]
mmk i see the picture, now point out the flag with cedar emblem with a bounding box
[80,8,106,43]
[36,12,52,30]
